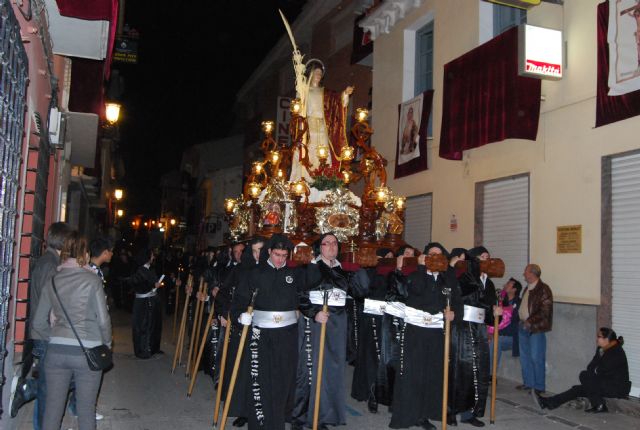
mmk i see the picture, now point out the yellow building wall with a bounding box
[371,0,640,304]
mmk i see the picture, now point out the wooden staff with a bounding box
[190,288,210,377]
[190,282,208,376]
[188,299,216,397]
[172,275,192,373]
[213,312,232,426]
[172,273,181,341]
[490,301,501,424]
[312,292,330,430]
[442,289,452,430]
[186,277,205,377]
[176,276,192,367]
[219,289,258,430]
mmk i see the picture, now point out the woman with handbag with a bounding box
[32,231,112,430]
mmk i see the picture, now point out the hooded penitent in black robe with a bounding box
[130,264,163,358]
[232,260,305,430]
[292,260,369,427]
[389,266,461,428]
[200,257,221,379]
[450,258,497,418]
[218,260,251,420]
[351,267,389,405]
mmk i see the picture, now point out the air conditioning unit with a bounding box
[484,0,541,9]
[48,107,67,146]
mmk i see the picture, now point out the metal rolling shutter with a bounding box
[403,194,432,249]
[612,152,640,398]
[481,175,529,287]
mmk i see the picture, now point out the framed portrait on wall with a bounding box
[394,90,433,179]
[608,0,640,95]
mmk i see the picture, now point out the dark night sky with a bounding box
[116,1,306,216]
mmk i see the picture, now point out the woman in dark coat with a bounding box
[534,327,631,413]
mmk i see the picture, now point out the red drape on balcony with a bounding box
[56,0,113,19]
[439,26,541,161]
[595,1,640,127]
[68,58,105,116]
[56,0,119,79]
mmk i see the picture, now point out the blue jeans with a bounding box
[32,339,49,430]
[518,327,546,391]
[489,335,514,370]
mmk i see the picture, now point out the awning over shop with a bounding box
[47,0,118,77]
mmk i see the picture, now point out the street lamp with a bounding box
[116,209,124,218]
[105,102,121,125]
[114,188,123,201]
[170,218,176,226]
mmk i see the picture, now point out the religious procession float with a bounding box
[221,13,412,268]
[220,12,505,279]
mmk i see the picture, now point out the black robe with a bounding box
[292,261,369,427]
[390,266,460,427]
[450,262,497,418]
[232,261,306,430]
[351,268,388,404]
[218,262,251,419]
[129,265,162,358]
[195,259,220,379]
[377,268,414,410]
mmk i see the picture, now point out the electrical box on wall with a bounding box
[484,0,541,9]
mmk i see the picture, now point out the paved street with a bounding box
[16,309,640,430]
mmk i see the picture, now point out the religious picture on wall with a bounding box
[398,96,422,164]
[608,0,640,95]
[394,90,433,179]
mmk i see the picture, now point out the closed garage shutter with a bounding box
[404,194,432,249]
[611,152,640,397]
[481,175,529,286]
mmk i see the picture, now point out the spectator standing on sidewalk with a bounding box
[517,264,553,395]
[11,222,71,426]
[32,231,112,430]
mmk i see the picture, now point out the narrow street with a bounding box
[15,309,640,430]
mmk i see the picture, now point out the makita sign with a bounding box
[518,24,563,80]
[525,59,562,78]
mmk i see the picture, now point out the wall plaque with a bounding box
[557,225,582,253]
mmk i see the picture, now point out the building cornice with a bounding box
[358,0,424,40]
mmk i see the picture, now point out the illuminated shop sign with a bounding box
[518,24,563,80]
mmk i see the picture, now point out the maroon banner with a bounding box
[439,26,541,160]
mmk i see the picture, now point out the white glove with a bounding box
[239,312,253,326]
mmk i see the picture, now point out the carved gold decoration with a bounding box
[258,181,289,229]
[229,196,250,240]
[315,188,359,242]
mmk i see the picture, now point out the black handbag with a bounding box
[51,278,113,371]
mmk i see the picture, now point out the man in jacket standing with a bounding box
[10,222,70,427]
[517,264,553,395]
